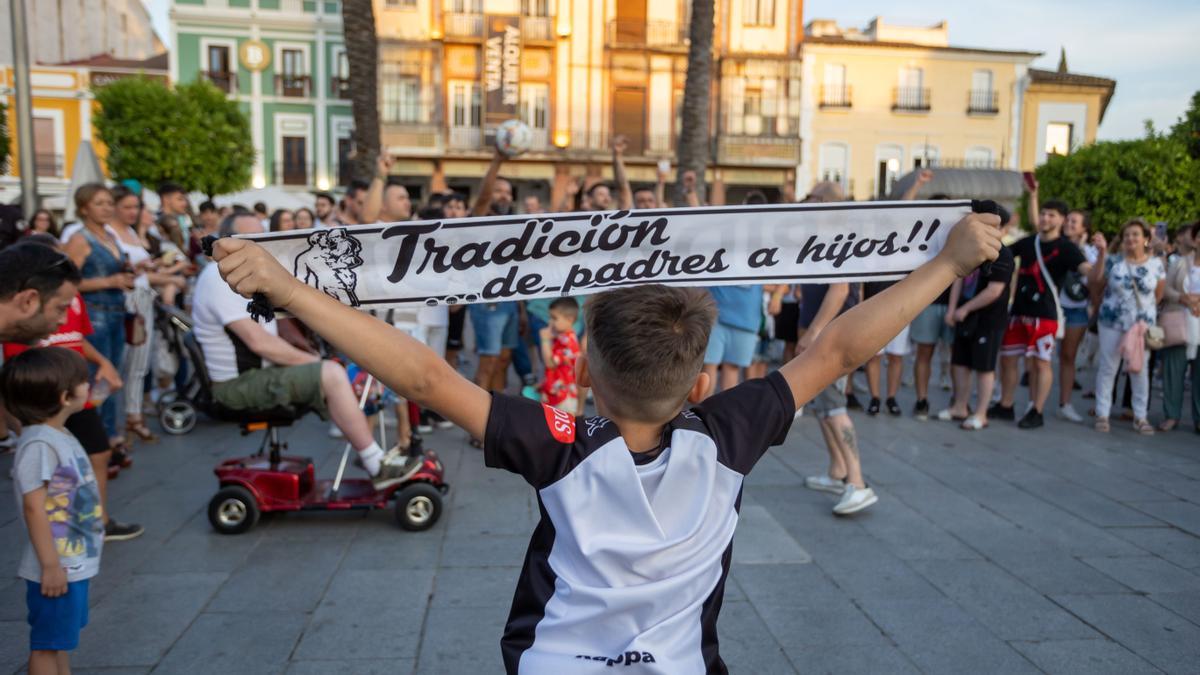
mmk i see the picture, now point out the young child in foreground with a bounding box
[213,212,1001,674]
[2,348,104,675]
[539,297,582,414]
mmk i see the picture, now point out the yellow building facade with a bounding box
[373,0,804,203]
[798,18,1114,201]
[0,56,168,202]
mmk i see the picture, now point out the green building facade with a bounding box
[170,0,353,191]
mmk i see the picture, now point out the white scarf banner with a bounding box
[240,200,972,309]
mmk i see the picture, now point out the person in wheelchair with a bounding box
[192,213,414,488]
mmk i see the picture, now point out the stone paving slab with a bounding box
[1,372,1198,674]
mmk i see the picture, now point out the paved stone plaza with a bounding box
[2,384,1199,674]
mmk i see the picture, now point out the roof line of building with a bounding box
[803,35,1043,59]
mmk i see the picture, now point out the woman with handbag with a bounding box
[1056,210,1100,422]
[111,187,189,442]
[1088,219,1167,434]
[1158,221,1200,433]
[65,184,136,451]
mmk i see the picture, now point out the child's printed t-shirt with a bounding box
[13,425,104,583]
[541,330,580,409]
[485,371,795,674]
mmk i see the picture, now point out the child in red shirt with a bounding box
[538,298,581,414]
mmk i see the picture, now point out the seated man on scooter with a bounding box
[192,212,414,488]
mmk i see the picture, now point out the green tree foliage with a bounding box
[1036,93,1200,234]
[1171,91,1200,160]
[0,101,10,173]
[93,77,254,197]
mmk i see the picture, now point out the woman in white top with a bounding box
[1158,221,1200,433]
[1056,210,1100,422]
[111,186,188,441]
[1088,219,1167,435]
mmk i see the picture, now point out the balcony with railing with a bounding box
[382,123,444,152]
[606,20,688,49]
[331,76,351,99]
[892,87,931,112]
[273,162,313,187]
[448,127,483,150]
[275,74,311,98]
[967,89,999,114]
[820,84,852,109]
[35,153,64,178]
[521,16,552,41]
[444,13,483,39]
[204,70,234,94]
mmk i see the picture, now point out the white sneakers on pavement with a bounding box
[833,485,879,515]
[1057,404,1084,423]
[804,474,845,494]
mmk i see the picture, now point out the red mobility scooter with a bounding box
[171,331,448,534]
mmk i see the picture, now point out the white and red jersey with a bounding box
[484,372,795,674]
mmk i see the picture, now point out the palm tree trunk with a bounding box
[341,0,380,184]
[673,0,715,206]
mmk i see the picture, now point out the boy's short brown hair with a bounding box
[584,285,716,423]
[0,348,89,425]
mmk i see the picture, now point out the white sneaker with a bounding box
[804,475,846,495]
[1057,404,1084,423]
[833,485,878,515]
[794,407,804,419]
[329,424,345,439]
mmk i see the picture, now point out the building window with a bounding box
[449,80,482,148]
[521,0,548,16]
[742,0,775,27]
[894,66,928,111]
[385,0,417,7]
[722,60,797,137]
[447,0,482,12]
[519,83,549,149]
[281,136,308,186]
[965,146,994,168]
[875,145,903,198]
[382,76,420,123]
[819,142,849,189]
[278,48,308,97]
[968,69,997,113]
[821,63,850,107]
[205,44,233,93]
[1046,122,1073,156]
[912,145,939,169]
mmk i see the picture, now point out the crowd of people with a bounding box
[2,140,1198,673]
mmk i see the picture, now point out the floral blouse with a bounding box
[1098,254,1165,331]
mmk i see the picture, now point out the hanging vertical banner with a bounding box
[484,14,522,137]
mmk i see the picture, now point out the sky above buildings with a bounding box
[145,0,1199,141]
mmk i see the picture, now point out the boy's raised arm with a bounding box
[213,239,492,440]
[779,212,1001,410]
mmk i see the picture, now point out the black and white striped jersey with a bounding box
[484,372,795,674]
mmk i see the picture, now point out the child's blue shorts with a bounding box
[27,579,89,651]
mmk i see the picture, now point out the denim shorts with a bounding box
[808,376,848,418]
[1063,306,1089,328]
[469,303,520,356]
[27,579,89,651]
[910,304,954,345]
[704,323,758,368]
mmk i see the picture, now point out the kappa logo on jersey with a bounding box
[576,651,657,667]
[543,404,575,443]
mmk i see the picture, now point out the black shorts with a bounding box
[951,326,1004,373]
[446,307,466,350]
[64,408,110,455]
[775,302,800,344]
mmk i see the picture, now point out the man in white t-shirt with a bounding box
[192,213,412,487]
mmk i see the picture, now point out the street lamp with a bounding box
[317,177,331,191]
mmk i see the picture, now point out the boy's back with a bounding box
[485,373,794,674]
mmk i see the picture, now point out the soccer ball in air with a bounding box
[495,119,533,158]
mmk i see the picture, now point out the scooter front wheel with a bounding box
[394,483,442,531]
[208,485,260,534]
